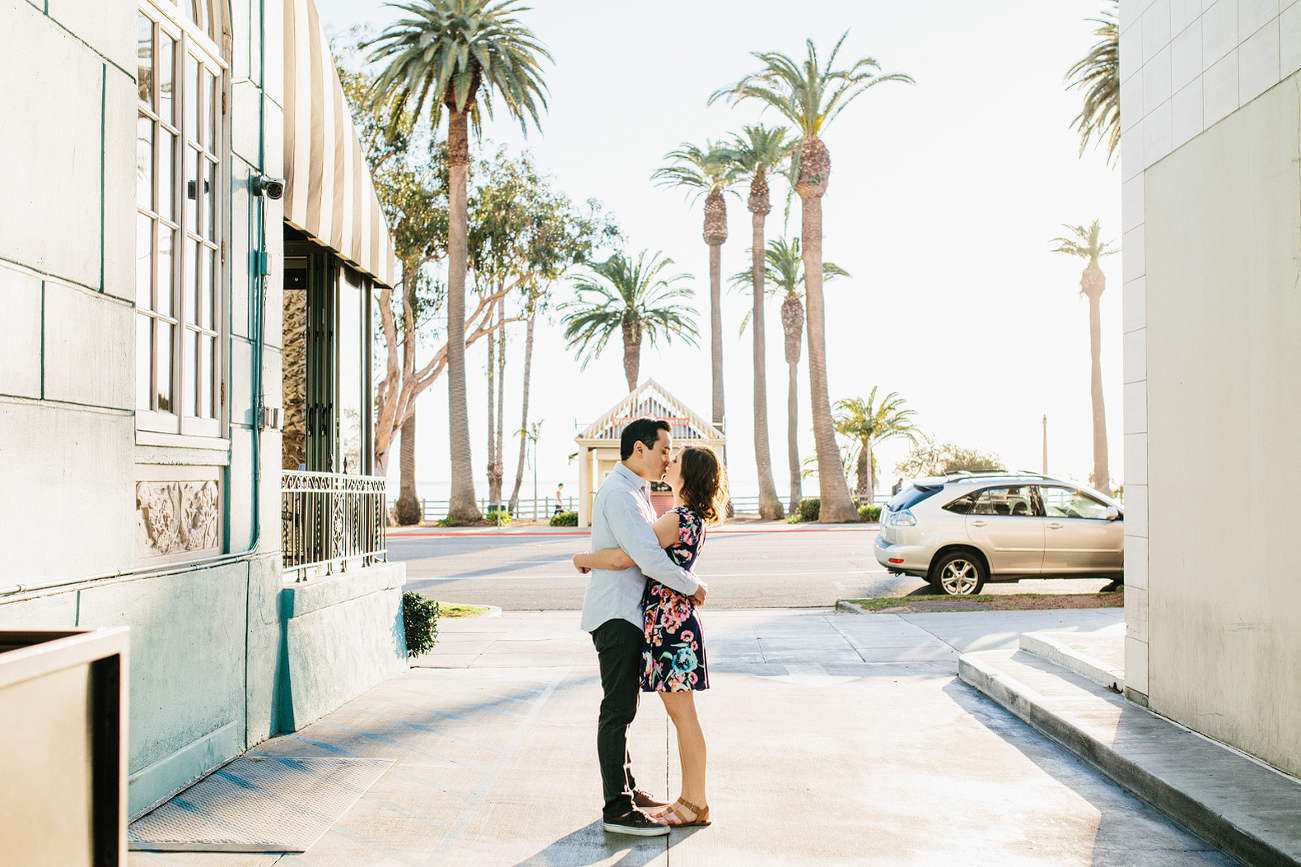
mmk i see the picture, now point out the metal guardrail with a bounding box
[283,471,387,580]
[384,493,891,523]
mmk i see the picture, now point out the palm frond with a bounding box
[1065,0,1120,165]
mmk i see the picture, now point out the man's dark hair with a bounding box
[620,417,671,460]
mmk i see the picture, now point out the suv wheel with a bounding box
[931,550,986,596]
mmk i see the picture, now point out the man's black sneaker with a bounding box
[602,807,670,836]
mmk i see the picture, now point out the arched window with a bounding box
[136,0,225,437]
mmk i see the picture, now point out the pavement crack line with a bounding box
[421,667,570,867]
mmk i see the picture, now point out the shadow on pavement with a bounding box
[510,820,702,867]
[941,679,1235,866]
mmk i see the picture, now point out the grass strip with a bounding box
[435,602,491,618]
[844,591,1124,613]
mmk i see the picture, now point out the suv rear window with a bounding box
[889,485,942,511]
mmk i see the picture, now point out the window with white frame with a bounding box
[136,0,224,437]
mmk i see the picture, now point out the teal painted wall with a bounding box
[0,0,405,819]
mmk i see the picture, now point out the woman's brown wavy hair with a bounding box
[677,446,729,526]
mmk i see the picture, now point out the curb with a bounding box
[835,600,869,614]
[1017,632,1124,693]
[959,652,1300,867]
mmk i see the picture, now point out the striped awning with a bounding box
[283,0,396,288]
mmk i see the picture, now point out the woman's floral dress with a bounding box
[641,506,709,692]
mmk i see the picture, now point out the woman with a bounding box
[574,445,728,828]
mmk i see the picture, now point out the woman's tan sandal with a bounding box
[659,798,710,827]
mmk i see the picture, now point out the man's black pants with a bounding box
[591,618,643,818]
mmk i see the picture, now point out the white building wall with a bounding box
[0,0,138,582]
[1121,0,1301,772]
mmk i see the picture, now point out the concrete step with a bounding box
[1018,630,1125,693]
[960,648,1301,867]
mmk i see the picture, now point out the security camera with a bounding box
[251,176,286,200]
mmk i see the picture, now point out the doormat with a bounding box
[128,756,393,852]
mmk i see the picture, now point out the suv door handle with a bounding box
[1047,522,1064,529]
[970,520,987,527]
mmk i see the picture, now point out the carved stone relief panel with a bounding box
[136,480,220,559]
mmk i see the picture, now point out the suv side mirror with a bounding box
[1106,506,1122,522]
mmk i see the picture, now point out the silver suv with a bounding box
[874,473,1124,595]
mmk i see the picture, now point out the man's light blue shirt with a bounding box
[579,462,700,633]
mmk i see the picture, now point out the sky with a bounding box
[314,0,1124,508]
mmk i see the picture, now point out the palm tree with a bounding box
[368,0,550,523]
[1052,221,1116,494]
[560,251,700,392]
[718,125,795,521]
[1066,0,1120,165]
[652,143,739,433]
[713,33,912,522]
[756,238,848,514]
[833,388,919,504]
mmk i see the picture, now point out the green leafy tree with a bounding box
[1066,0,1120,165]
[368,0,551,523]
[560,251,700,392]
[833,388,920,504]
[719,125,796,520]
[713,33,912,522]
[652,143,740,432]
[465,147,620,509]
[1052,220,1116,495]
[896,437,1006,478]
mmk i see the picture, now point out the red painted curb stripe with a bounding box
[387,525,880,539]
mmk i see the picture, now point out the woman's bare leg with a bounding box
[658,691,707,814]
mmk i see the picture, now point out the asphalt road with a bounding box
[388,523,1111,609]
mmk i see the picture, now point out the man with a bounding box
[555,482,565,515]
[580,417,707,836]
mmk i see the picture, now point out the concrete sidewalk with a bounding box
[962,635,1301,866]
[128,607,1234,866]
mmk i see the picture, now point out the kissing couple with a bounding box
[574,417,729,836]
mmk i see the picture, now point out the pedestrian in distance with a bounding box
[572,418,708,836]
[554,482,565,515]
[576,440,726,829]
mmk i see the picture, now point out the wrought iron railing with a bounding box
[282,471,387,580]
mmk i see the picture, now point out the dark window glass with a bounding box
[963,485,1037,516]
[889,485,941,511]
[943,493,975,514]
[1040,486,1110,520]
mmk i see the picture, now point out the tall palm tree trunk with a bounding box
[866,433,876,504]
[490,299,506,505]
[486,296,497,503]
[855,439,869,502]
[709,242,724,429]
[396,413,420,525]
[508,299,537,516]
[446,108,481,522]
[622,318,641,392]
[798,136,858,522]
[703,189,727,431]
[749,192,782,519]
[782,294,804,514]
[1088,289,1109,494]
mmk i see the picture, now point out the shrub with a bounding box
[402,592,440,657]
[798,497,821,522]
[858,504,882,521]
[436,517,455,528]
[550,510,578,527]
[486,505,513,527]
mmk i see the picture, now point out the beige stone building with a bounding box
[573,379,726,527]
